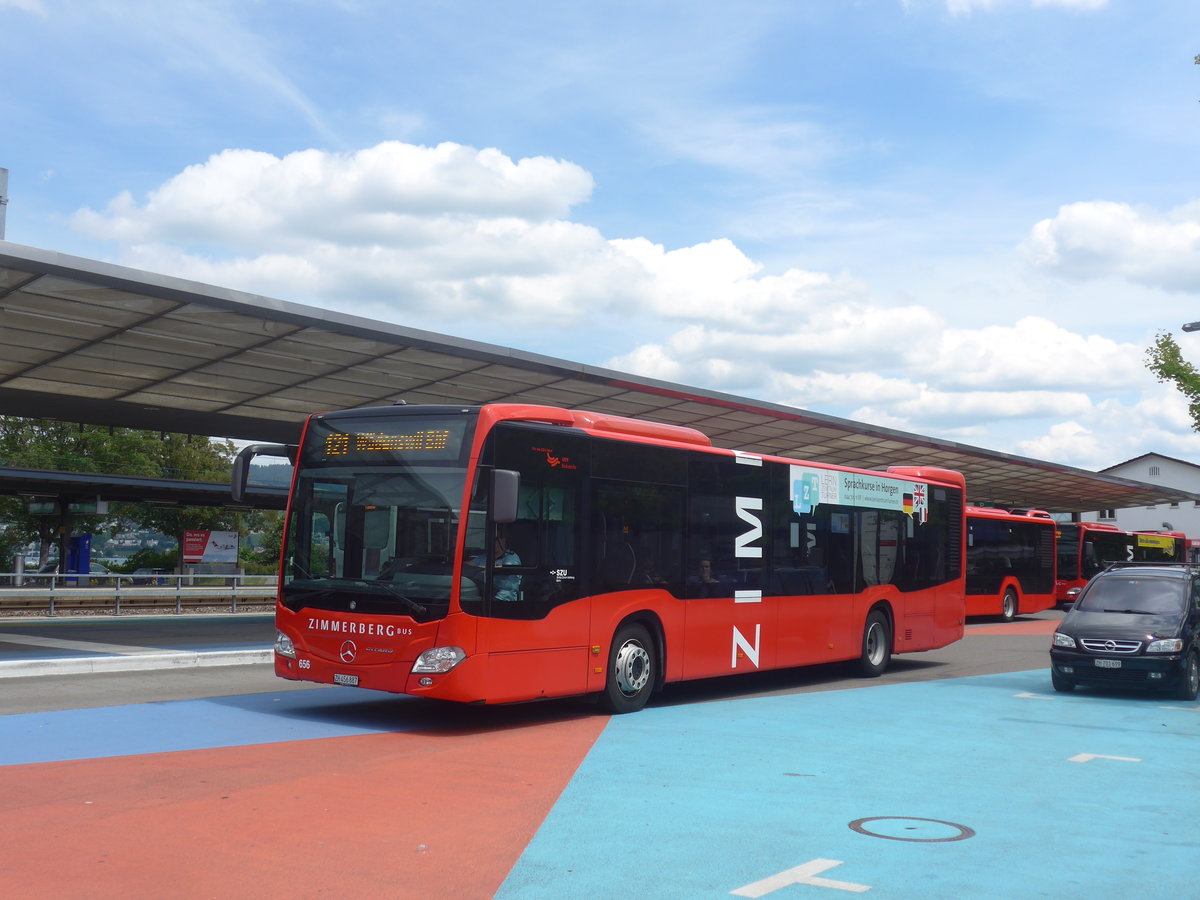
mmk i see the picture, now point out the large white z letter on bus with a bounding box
[732,624,761,669]
[735,497,763,558]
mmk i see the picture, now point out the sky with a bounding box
[2,0,1199,472]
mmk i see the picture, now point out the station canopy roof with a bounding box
[0,240,1193,514]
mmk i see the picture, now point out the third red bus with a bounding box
[1054,523,1188,604]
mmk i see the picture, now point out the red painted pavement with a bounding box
[0,714,608,899]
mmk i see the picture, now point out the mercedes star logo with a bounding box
[340,640,357,662]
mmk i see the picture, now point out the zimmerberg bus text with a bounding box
[308,618,412,637]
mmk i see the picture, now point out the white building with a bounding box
[1080,453,1200,554]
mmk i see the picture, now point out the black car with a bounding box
[35,561,115,585]
[130,567,169,585]
[1050,562,1200,700]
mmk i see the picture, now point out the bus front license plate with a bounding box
[333,673,360,686]
[1094,659,1121,669]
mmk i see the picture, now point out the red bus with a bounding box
[1132,530,1188,563]
[1055,523,1128,604]
[965,507,1056,620]
[234,403,967,712]
[1055,524,1189,604]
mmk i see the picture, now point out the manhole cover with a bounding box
[848,816,975,842]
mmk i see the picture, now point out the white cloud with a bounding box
[608,311,1152,437]
[1023,200,1200,292]
[927,318,1148,391]
[72,143,595,245]
[610,237,870,329]
[1017,420,1104,466]
[66,139,1200,469]
[72,142,619,325]
[1016,387,1200,469]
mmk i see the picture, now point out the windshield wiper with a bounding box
[361,579,428,616]
[1098,608,1162,615]
[285,578,427,616]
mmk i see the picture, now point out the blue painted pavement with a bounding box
[0,687,405,764]
[497,669,1200,899]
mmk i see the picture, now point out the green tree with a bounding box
[0,418,159,567]
[101,432,255,574]
[0,418,251,572]
[1146,332,1200,428]
[253,510,287,567]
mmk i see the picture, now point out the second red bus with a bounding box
[965,507,1056,620]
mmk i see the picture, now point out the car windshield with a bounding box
[1075,575,1186,615]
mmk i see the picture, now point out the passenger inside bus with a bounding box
[635,555,669,586]
[688,558,726,596]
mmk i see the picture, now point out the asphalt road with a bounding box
[0,610,1061,715]
[5,607,1197,899]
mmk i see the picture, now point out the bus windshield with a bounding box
[280,410,478,623]
[283,465,470,622]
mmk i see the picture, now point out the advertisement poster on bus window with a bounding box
[1135,533,1175,551]
[183,530,239,564]
[790,466,928,522]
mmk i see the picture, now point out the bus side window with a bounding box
[591,480,684,596]
[688,454,766,599]
[485,425,586,619]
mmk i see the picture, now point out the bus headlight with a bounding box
[275,630,297,659]
[1052,632,1076,649]
[412,646,467,674]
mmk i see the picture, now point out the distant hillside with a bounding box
[248,463,294,487]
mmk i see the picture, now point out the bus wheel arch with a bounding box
[856,604,893,678]
[599,616,662,714]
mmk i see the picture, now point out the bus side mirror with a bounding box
[492,469,519,524]
[231,443,297,503]
[1062,586,1081,611]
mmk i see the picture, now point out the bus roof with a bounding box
[966,506,1056,522]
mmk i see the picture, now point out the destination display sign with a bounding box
[304,414,471,465]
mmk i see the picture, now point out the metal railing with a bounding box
[0,573,278,616]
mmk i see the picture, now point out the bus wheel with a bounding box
[601,623,656,714]
[856,610,891,678]
[1001,588,1018,622]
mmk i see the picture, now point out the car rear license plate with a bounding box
[1094,658,1121,669]
[333,673,360,686]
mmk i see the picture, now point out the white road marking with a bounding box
[1015,692,1055,700]
[1067,753,1141,764]
[731,859,870,896]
